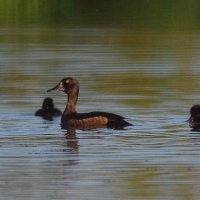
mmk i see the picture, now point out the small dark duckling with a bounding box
[47,77,132,129]
[35,97,62,121]
[188,104,200,130]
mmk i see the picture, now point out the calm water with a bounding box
[1,26,200,200]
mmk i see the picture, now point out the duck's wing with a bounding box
[76,112,132,129]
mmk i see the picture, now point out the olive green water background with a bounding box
[1,1,200,200]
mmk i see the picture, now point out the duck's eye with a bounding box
[63,81,69,88]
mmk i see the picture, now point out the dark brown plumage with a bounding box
[35,97,62,121]
[189,104,200,130]
[47,77,132,129]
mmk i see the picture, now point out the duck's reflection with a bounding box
[64,128,79,154]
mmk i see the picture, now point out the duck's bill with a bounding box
[47,84,60,92]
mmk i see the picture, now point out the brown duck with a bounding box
[47,77,132,129]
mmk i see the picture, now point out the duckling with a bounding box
[189,104,200,130]
[47,77,132,129]
[35,97,62,120]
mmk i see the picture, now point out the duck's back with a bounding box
[61,111,132,129]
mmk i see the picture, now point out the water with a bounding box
[1,2,200,199]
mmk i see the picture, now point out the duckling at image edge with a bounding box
[189,104,200,130]
[35,97,62,120]
[47,77,132,129]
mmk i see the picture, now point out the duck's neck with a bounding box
[63,89,79,115]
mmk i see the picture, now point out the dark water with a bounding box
[1,1,200,200]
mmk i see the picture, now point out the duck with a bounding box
[188,104,200,130]
[35,97,62,120]
[47,77,132,129]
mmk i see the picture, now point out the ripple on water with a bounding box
[1,27,200,200]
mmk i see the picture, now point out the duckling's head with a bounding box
[47,77,79,95]
[42,97,54,110]
[189,104,200,130]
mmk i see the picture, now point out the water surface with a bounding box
[1,10,200,200]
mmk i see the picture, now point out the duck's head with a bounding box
[189,104,200,130]
[42,97,54,110]
[47,77,79,95]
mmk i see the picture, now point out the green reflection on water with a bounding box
[0,73,40,95]
[118,166,200,200]
[0,0,200,31]
[92,71,200,107]
[120,167,160,199]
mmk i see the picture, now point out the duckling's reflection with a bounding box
[190,128,200,133]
